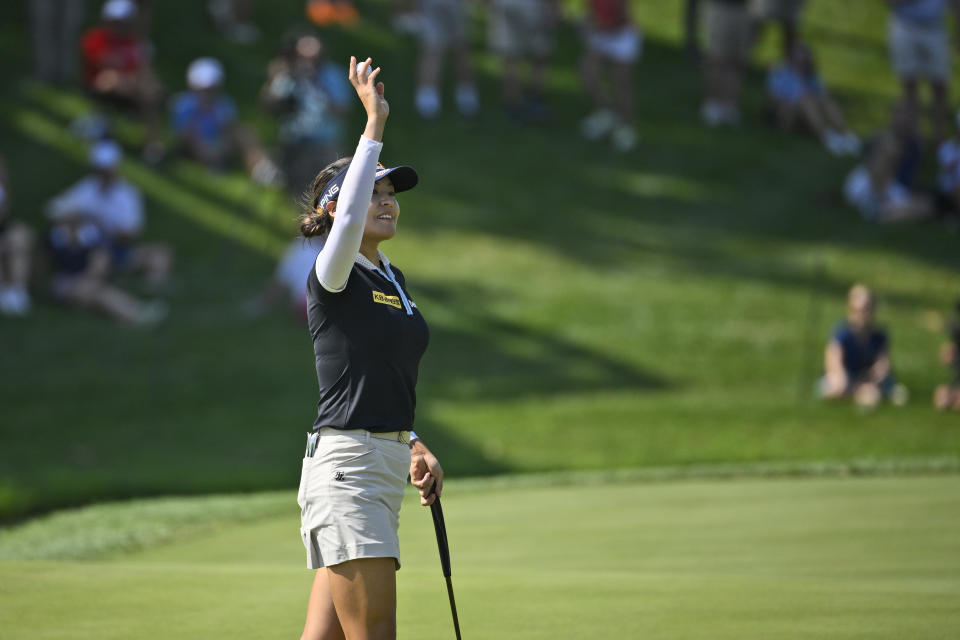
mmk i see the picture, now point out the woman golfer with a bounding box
[296,57,443,640]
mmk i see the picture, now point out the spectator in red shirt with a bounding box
[579,0,642,152]
[81,0,164,162]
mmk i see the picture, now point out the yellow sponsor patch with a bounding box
[372,291,402,309]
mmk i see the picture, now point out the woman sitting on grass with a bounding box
[819,284,908,410]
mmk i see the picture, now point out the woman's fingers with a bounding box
[368,66,382,84]
[348,55,357,82]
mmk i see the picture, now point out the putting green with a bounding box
[1,475,958,639]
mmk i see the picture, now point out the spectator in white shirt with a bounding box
[47,140,172,290]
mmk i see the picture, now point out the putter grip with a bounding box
[428,485,452,578]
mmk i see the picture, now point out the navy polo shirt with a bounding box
[306,255,429,433]
[830,321,888,379]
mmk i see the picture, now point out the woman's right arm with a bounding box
[314,57,389,292]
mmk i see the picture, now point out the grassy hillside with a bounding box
[1,0,958,520]
[2,475,959,638]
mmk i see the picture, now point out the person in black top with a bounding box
[295,57,443,640]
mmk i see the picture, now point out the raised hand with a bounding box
[349,56,388,141]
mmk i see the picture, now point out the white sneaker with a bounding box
[416,86,440,119]
[580,109,616,140]
[455,84,479,117]
[611,125,638,152]
[824,130,846,156]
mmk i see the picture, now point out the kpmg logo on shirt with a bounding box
[372,291,402,309]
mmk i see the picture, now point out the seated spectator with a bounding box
[46,210,166,326]
[305,0,359,27]
[844,102,933,223]
[819,284,908,409]
[934,298,960,411]
[260,32,351,197]
[415,0,479,119]
[701,0,750,127]
[579,0,641,152]
[81,0,164,162]
[207,0,260,43]
[242,235,325,322]
[171,57,281,186]
[488,0,558,123]
[0,155,36,317]
[766,42,860,156]
[47,141,172,291]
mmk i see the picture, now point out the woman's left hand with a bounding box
[410,439,443,506]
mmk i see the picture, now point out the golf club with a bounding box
[427,483,462,640]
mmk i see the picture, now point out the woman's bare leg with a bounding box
[302,569,346,640]
[328,558,397,640]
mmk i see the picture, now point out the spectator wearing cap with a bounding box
[766,42,860,156]
[0,155,36,317]
[45,142,167,326]
[887,0,960,144]
[487,0,558,123]
[701,0,751,127]
[47,140,172,291]
[29,0,84,85]
[934,298,960,411]
[261,32,352,197]
[819,284,908,410]
[171,57,281,186]
[81,0,165,162]
[579,0,642,152]
[415,0,479,119]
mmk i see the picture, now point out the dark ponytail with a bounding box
[299,156,352,238]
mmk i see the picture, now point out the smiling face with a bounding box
[362,177,400,243]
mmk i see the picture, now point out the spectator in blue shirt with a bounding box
[820,284,908,409]
[170,57,280,185]
[767,42,860,156]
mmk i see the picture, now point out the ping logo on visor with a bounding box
[315,162,418,212]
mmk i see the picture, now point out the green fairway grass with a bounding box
[1,0,959,520]
[2,475,959,639]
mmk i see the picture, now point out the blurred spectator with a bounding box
[488,0,558,123]
[579,0,641,152]
[261,33,351,197]
[684,0,702,60]
[0,156,36,317]
[750,0,807,59]
[701,0,751,127]
[242,235,325,322]
[819,284,908,410]
[934,298,960,411]
[29,0,84,85]
[208,0,260,44]
[415,0,480,119]
[844,101,933,223]
[306,0,359,27]
[766,42,860,156]
[47,141,173,291]
[81,0,165,163]
[935,110,960,226]
[391,0,422,35]
[886,0,959,144]
[171,57,281,186]
[45,212,166,326]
